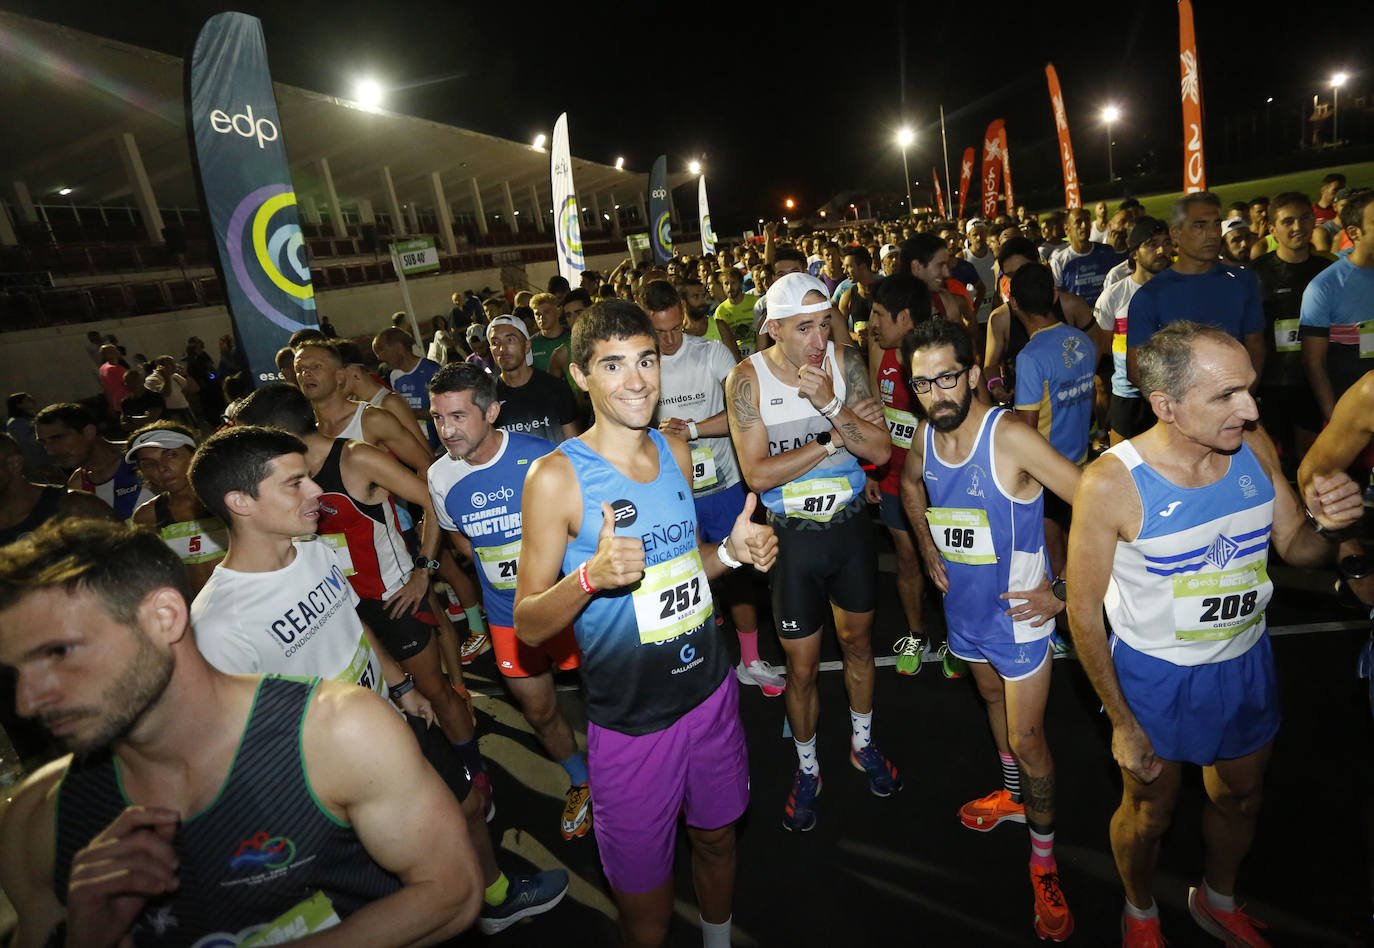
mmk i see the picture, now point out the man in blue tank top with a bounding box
[726,271,899,835]
[899,317,1083,941]
[1068,322,1362,947]
[0,519,484,946]
[514,301,778,948]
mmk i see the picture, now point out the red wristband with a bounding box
[577,561,597,594]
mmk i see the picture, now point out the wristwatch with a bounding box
[1051,577,1067,602]
[1339,553,1372,581]
[815,431,837,457]
[388,673,416,702]
[1304,505,1348,541]
[413,553,440,572]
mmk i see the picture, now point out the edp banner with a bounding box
[649,155,673,264]
[188,12,317,384]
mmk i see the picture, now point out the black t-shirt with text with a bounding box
[495,369,578,444]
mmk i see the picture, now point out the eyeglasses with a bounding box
[909,366,970,394]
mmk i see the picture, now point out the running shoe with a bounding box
[958,788,1026,831]
[849,744,902,797]
[477,869,570,934]
[937,643,968,679]
[1030,863,1074,942]
[1050,631,1074,659]
[1187,885,1271,947]
[735,659,786,697]
[782,770,821,832]
[1121,912,1167,947]
[561,783,592,839]
[460,628,491,664]
[471,770,495,823]
[893,633,926,676]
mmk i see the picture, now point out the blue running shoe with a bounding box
[478,869,569,934]
[850,744,902,797]
[782,770,821,832]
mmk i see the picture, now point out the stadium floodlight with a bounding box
[688,160,702,175]
[532,133,547,150]
[355,78,382,110]
[896,128,915,214]
[1101,105,1121,181]
[57,187,73,196]
[615,156,625,170]
[1332,73,1348,143]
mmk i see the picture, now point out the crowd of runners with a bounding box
[1,177,1372,947]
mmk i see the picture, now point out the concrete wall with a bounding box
[1,246,700,408]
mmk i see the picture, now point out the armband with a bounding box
[687,420,700,441]
[577,561,598,594]
[717,539,743,570]
[986,376,1004,393]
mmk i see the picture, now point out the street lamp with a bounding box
[896,128,915,217]
[1101,105,1121,181]
[1332,73,1348,144]
[688,160,701,175]
[355,78,382,110]
[785,198,795,210]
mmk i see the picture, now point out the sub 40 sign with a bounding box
[394,238,439,275]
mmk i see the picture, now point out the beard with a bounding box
[927,385,974,432]
[43,627,175,755]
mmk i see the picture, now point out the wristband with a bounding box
[986,376,1004,393]
[717,539,743,569]
[577,561,598,594]
[388,673,416,702]
[820,396,842,419]
[687,420,700,441]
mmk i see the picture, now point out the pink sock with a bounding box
[737,629,761,667]
[1029,827,1056,870]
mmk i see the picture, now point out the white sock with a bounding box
[794,735,819,776]
[1202,879,1235,913]
[1124,899,1158,921]
[850,707,873,752]
[701,915,731,948]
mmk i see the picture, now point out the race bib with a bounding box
[1172,560,1271,642]
[631,549,714,645]
[1360,321,1374,359]
[477,539,521,591]
[160,517,228,565]
[1273,318,1299,354]
[239,891,341,946]
[781,476,853,522]
[691,446,719,490]
[884,406,918,450]
[319,533,355,576]
[925,507,996,565]
[343,634,384,695]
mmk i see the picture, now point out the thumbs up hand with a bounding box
[725,493,779,573]
[586,502,647,591]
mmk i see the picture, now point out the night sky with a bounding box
[5,1,1369,231]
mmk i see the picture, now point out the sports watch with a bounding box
[413,553,440,572]
[815,431,837,457]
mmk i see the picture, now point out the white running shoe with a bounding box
[735,659,787,695]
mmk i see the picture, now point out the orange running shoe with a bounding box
[1121,911,1167,947]
[1030,863,1074,941]
[958,788,1026,831]
[1188,885,1271,947]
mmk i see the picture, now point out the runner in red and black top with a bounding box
[867,275,938,676]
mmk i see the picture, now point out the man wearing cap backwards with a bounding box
[1095,217,1175,444]
[516,300,778,948]
[1127,194,1267,396]
[899,317,1082,941]
[879,243,901,277]
[128,422,228,597]
[727,271,899,833]
[1221,218,1254,267]
[486,316,581,445]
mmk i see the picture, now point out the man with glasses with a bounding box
[898,318,1081,942]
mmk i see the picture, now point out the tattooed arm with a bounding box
[832,346,891,465]
[726,361,841,493]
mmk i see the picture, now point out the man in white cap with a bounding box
[726,271,898,833]
[879,243,901,277]
[487,316,581,445]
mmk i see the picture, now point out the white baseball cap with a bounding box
[486,315,534,365]
[125,429,196,463]
[765,272,832,320]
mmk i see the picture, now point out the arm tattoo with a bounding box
[840,421,864,444]
[843,347,873,405]
[730,374,760,430]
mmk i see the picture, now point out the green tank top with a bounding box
[530,331,570,374]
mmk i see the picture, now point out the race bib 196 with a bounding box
[631,549,714,645]
[884,406,918,450]
[781,476,853,522]
[691,446,719,490]
[477,539,521,591]
[1172,560,1271,642]
[319,533,355,576]
[925,507,997,564]
[1273,318,1299,354]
